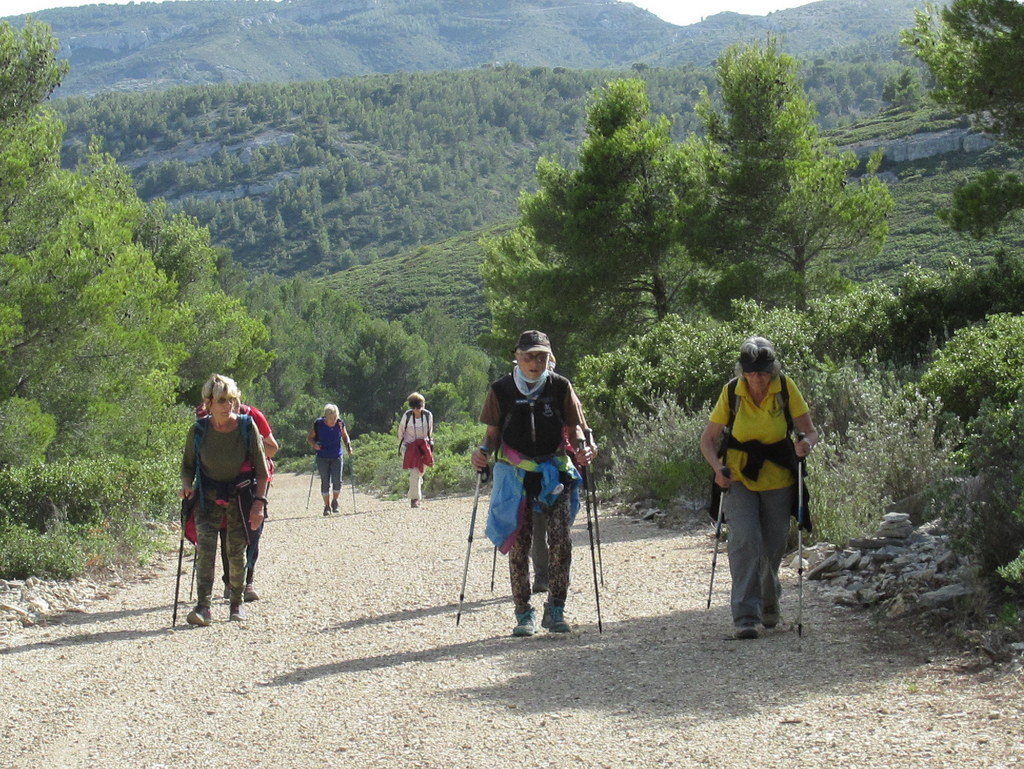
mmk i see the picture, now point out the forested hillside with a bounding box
[58,53,930,278]
[9,0,927,98]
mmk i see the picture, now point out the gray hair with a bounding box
[323,403,339,418]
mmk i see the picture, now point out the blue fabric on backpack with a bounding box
[485,457,581,552]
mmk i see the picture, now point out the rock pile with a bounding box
[0,576,116,638]
[797,513,974,623]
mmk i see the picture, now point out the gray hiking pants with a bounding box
[726,482,794,628]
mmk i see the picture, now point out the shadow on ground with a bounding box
[257,599,927,725]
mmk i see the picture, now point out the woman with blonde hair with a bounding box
[180,374,269,625]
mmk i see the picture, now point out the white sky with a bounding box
[4,0,816,27]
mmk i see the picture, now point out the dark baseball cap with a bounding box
[739,345,776,373]
[515,330,552,354]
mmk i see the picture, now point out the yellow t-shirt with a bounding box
[709,375,809,491]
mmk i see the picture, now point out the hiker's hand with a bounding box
[249,504,265,530]
[471,448,490,471]
[714,466,732,489]
[180,486,194,500]
[575,443,594,467]
[795,434,816,458]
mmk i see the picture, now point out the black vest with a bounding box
[492,372,570,460]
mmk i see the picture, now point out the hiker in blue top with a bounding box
[471,330,598,637]
[307,404,353,516]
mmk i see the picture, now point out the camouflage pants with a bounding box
[195,497,248,607]
[509,486,572,613]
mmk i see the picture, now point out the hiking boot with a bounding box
[762,610,780,629]
[243,583,259,602]
[331,500,339,513]
[545,605,571,633]
[735,625,759,640]
[323,505,331,516]
[186,605,212,627]
[229,602,246,621]
[512,607,537,637]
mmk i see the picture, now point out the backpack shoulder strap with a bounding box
[725,377,740,434]
[192,416,210,508]
[238,413,252,452]
[193,416,209,456]
[778,374,794,435]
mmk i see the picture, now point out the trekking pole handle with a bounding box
[795,431,810,460]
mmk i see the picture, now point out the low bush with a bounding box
[937,398,1024,591]
[351,419,482,499]
[0,523,85,580]
[611,399,710,512]
[0,458,176,580]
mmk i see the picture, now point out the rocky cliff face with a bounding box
[847,127,993,164]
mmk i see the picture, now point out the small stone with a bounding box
[28,597,50,613]
[918,584,972,610]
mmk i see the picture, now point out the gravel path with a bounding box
[1,471,1022,769]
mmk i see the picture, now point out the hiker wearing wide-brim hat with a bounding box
[181,374,269,626]
[471,330,598,637]
[699,336,818,640]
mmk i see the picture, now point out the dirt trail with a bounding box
[1,472,1021,769]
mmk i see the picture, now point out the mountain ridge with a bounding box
[8,0,929,98]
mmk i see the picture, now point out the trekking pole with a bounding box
[456,467,488,626]
[305,463,316,513]
[489,546,498,592]
[796,433,807,639]
[349,454,357,514]
[172,499,188,626]
[706,467,732,610]
[583,429,604,587]
[578,440,603,634]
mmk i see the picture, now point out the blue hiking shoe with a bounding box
[512,607,536,637]
[545,604,571,633]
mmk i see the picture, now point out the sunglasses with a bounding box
[213,396,236,404]
[518,351,550,363]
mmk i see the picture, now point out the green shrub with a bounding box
[938,398,1024,590]
[0,397,57,466]
[805,366,960,544]
[0,523,85,580]
[0,458,176,580]
[611,399,710,510]
[920,313,1024,421]
[351,419,482,498]
[0,458,175,531]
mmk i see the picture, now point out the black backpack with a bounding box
[492,373,569,459]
